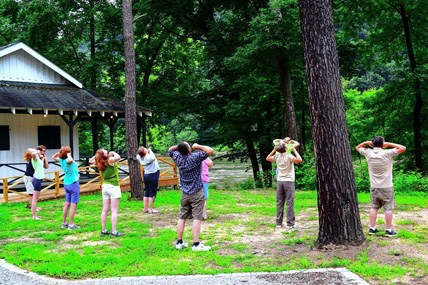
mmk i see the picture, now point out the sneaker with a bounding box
[276,224,285,228]
[101,230,110,237]
[287,224,297,229]
[176,241,189,250]
[61,223,69,229]
[369,228,379,235]
[202,213,208,220]
[192,243,211,251]
[68,224,81,230]
[111,231,124,237]
[32,216,41,220]
[385,230,398,237]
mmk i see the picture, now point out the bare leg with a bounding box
[177,219,186,240]
[192,219,202,243]
[62,202,70,223]
[69,203,77,225]
[111,198,120,232]
[385,210,393,229]
[143,197,149,211]
[369,208,378,228]
[28,194,33,207]
[101,199,110,231]
[149,197,154,210]
[32,191,40,219]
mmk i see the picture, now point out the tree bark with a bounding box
[299,0,364,247]
[398,4,424,171]
[245,137,260,183]
[278,56,298,141]
[89,0,96,88]
[122,0,144,199]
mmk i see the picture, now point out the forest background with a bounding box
[1,0,427,192]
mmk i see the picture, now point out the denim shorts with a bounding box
[65,181,80,204]
[32,178,42,191]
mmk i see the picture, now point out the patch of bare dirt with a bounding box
[199,208,428,285]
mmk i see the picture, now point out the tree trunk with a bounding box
[299,0,364,247]
[278,56,298,140]
[245,137,260,183]
[89,0,96,88]
[122,0,144,199]
[91,120,98,154]
[399,4,424,171]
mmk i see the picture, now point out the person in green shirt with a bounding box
[90,149,124,237]
[29,145,49,220]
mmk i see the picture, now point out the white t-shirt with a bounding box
[274,152,295,182]
[136,151,160,174]
[358,147,398,188]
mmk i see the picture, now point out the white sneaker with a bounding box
[192,243,211,251]
[176,241,188,250]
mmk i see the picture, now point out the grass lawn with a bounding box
[0,189,427,284]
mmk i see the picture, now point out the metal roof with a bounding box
[0,81,152,117]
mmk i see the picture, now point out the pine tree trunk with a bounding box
[278,56,298,140]
[122,0,144,199]
[299,0,365,247]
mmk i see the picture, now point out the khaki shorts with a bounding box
[179,189,204,220]
[24,176,34,195]
[102,183,122,200]
[370,187,395,211]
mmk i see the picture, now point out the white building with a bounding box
[0,42,151,179]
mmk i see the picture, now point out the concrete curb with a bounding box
[0,259,370,285]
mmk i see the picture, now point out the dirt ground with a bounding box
[202,206,428,285]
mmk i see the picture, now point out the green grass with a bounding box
[0,189,427,284]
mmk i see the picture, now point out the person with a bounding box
[201,157,213,220]
[168,142,214,251]
[136,146,160,213]
[29,145,49,220]
[355,136,406,237]
[89,149,124,237]
[266,142,302,228]
[52,146,80,230]
[23,148,36,210]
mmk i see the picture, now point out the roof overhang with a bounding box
[0,81,152,118]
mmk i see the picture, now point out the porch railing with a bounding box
[1,157,178,203]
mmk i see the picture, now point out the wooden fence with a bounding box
[0,157,178,204]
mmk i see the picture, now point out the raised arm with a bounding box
[205,157,214,168]
[266,148,276,162]
[383,142,406,155]
[52,152,60,162]
[66,152,74,164]
[89,155,96,165]
[355,141,373,152]
[192,143,214,156]
[168,145,178,152]
[291,148,302,164]
[108,151,121,164]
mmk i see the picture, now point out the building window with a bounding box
[38,126,61,149]
[0,125,10,150]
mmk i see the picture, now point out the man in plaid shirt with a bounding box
[168,142,214,251]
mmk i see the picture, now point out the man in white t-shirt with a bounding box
[356,136,406,237]
[266,142,302,229]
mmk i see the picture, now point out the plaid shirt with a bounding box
[168,150,208,195]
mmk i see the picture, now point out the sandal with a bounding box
[150,209,159,213]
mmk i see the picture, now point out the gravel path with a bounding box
[0,259,370,285]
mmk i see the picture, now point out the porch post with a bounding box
[60,113,78,154]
